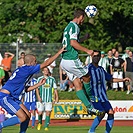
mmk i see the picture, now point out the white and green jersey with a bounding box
[62,21,80,60]
[37,76,57,102]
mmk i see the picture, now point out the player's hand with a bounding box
[39,78,46,85]
[58,45,67,54]
[87,50,94,56]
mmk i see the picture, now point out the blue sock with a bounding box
[19,119,30,133]
[0,116,21,129]
[32,116,35,127]
[105,114,114,133]
[90,116,102,132]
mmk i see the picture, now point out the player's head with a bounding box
[42,67,51,76]
[73,8,85,25]
[92,50,101,64]
[20,52,25,59]
[24,54,37,66]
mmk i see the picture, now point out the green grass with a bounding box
[58,89,133,100]
[2,126,133,133]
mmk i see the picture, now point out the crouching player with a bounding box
[86,50,130,133]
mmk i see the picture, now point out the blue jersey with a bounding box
[24,78,37,103]
[2,64,40,100]
[87,63,112,102]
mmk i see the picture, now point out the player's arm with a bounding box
[5,52,15,58]
[40,46,65,69]
[26,78,46,92]
[36,87,42,102]
[54,89,59,103]
[70,40,93,56]
[110,77,130,83]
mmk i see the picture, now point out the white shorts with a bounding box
[36,102,52,112]
[60,58,88,81]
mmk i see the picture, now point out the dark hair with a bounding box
[93,50,101,56]
[74,8,85,18]
[20,52,25,55]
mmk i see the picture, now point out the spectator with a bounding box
[106,50,113,90]
[36,67,58,131]
[124,51,133,94]
[112,48,116,56]
[122,47,130,60]
[0,53,3,65]
[110,51,125,92]
[0,68,5,89]
[68,81,75,92]
[59,66,69,91]
[44,54,56,75]
[17,52,26,67]
[98,51,109,72]
[23,78,37,128]
[1,52,14,84]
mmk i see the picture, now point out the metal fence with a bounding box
[0,43,87,84]
[0,43,125,84]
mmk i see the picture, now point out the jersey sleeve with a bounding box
[69,23,79,40]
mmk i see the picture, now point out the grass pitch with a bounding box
[2,126,133,133]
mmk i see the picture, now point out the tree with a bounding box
[0,0,132,52]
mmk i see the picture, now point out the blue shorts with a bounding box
[24,102,36,111]
[0,92,21,116]
[91,100,113,112]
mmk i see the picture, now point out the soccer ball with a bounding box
[85,5,98,18]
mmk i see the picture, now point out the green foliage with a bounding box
[0,0,132,52]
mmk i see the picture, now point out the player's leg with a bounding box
[30,102,36,128]
[37,102,45,130]
[44,102,52,131]
[60,59,100,115]
[88,101,105,133]
[103,102,114,133]
[0,96,27,130]
[19,103,31,133]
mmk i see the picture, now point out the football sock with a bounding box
[76,89,92,107]
[105,114,114,133]
[32,116,35,127]
[90,116,102,132]
[0,116,21,129]
[38,114,42,124]
[20,119,30,133]
[83,82,91,98]
[44,116,50,128]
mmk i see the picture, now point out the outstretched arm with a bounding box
[40,46,65,69]
[110,77,130,83]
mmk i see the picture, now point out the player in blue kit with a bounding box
[23,78,37,128]
[86,50,130,133]
[0,47,65,133]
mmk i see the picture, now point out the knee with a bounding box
[19,114,30,122]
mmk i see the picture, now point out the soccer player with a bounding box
[23,78,37,128]
[86,50,130,133]
[0,47,65,133]
[36,67,58,131]
[60,8,100,115]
